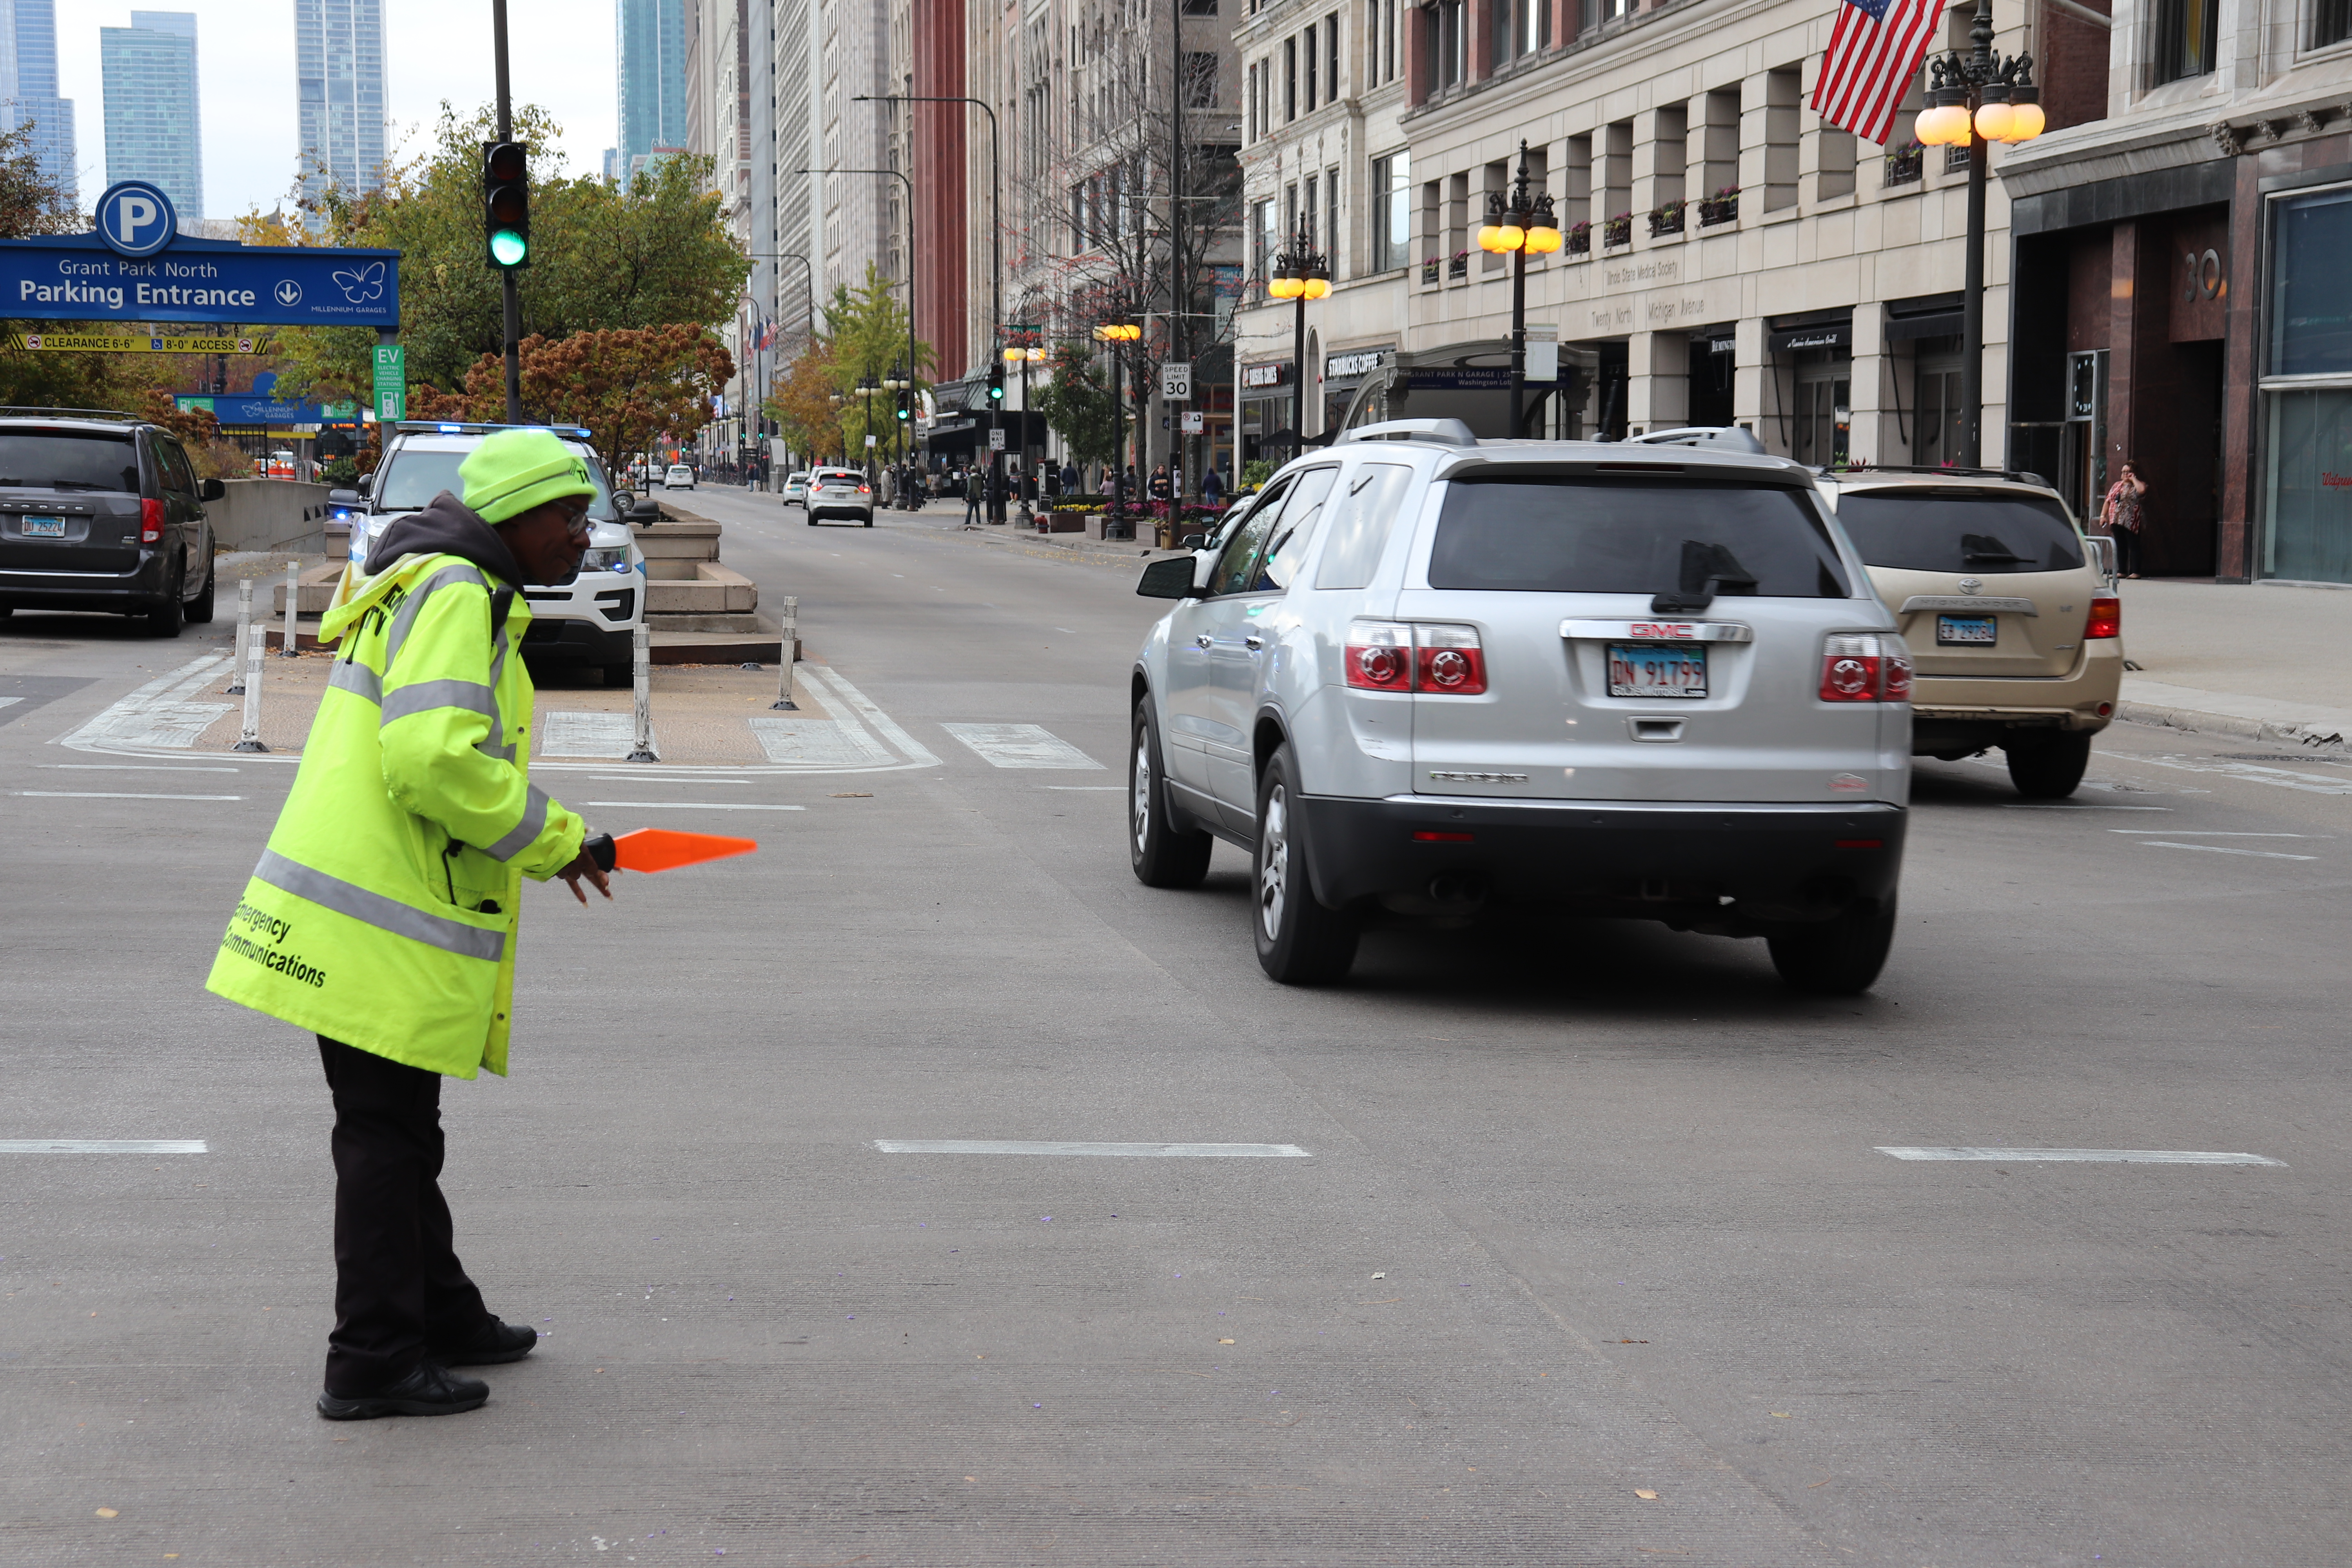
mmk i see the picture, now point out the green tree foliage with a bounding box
[271,104,749,405]
[763,265,932,466]
[0,122,154,412]
[1033,342,1121,469]
[408,324,734,478]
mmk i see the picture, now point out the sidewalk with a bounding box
[2114,579,2352,747]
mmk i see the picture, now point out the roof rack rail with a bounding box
[1824,463,2052,487]
[1336,417,1479,448]
[1628,425,1767,454]
[0,406,144,421]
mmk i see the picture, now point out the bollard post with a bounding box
[233,598,270,752]
[771,595,799,711]
[279,561,300,656]
[627,624,659,762]
[227,579,252,695]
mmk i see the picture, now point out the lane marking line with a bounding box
[1,1139,207,1154]
[2135,840,2318,861]
[1045,785,1126,790]
[2132,756,2352,795]
[586,774,754,784]
[809,668,942,766]
[0,696,18,708]
[45,764,240,773]
[13,791,242,801]
[2001,803,2171,811]
[941,722,1103,770]
[2108,830,2315,837]
[1877,1146,2283,1165]
[875,1140,1311,1157]
[581,801,807,811]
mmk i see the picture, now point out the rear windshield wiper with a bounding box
[1960,532,2032,564]
[1652,539,1758,613]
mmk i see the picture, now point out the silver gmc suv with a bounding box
[1129,419,1913,994]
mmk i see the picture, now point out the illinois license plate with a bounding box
[21,515,65,537]
[1937,614,1997,645]
[1607,642,1708,699]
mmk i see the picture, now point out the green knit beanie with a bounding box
[459,429,597,525]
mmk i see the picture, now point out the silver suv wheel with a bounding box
[1131,733,1154,856]
[1257,783,1290,941]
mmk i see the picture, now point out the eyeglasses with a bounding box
[554,500,593,538]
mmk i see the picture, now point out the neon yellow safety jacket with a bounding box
[205,496,585,1077]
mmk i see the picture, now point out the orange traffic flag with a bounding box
[610,828,758,873]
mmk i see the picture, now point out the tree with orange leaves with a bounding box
[408,323,734,478]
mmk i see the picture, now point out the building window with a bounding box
[1436,0,1465,87]
[2317,0,2352,47]
[1328,12,1341,100]
[2151,0,2219,82]
[1764,67,1801,212]
[1327,165,1340,272]
[1371,150,1410,271]
[1181,0,1218,12]
[1305,23,1319,109]
[1304,174,1319,250]
[1285,36,1298,119]
[1252,198,1275,287]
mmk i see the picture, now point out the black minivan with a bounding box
[0,410,221,636]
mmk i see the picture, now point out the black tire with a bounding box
[1766,897,1897,995]
[184,550,216,624]
[2005,730,2092,799]
[601,661,633,689]
[1252,744,1359,984]
[146,564,185,638]
[862,515,874,527]
[1129,702,1212,889]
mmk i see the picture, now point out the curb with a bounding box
[2116,690,2352,750]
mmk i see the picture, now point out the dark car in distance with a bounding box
[0,408,222,636]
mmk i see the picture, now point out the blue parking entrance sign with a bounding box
[0,230,398,328]
[96,181,178,258]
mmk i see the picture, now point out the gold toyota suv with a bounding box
[1814,469,2121,798]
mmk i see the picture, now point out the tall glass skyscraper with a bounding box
[100,12,202,218]
[0,0,79,202]
[617,0,687,172]
[295,0,387,221]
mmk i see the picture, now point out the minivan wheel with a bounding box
[184,551,216,624]
[1765,897,1897,995]
[1130,704,1212,889]
[2005,730,2092,799]
[146,564,185,638]
[1252,746,1358,984]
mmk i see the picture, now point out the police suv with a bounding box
[334,422,647,687]
[1128,419,1912,995]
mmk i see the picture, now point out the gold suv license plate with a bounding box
[1936,614,1997,645]
[1607,642,1708,698]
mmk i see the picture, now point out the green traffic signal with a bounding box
[482,140,531,270]
[489,229,527,266]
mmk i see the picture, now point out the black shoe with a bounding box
[316,1362,489,1421]
[433,1316,539,1366]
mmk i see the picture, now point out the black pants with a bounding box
[2111,528,2141,576]
[318,1036,490,1394]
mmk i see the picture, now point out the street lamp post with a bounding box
[1267,230,1330,454]
[1476,141,1565,437]
[1002,339,1044,526]
[1094,323,1141,534]
[1911,0,2043,468]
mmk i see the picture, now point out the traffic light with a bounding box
[482,141,530,269]
[986,366,1005,403]
[895,390,911,423]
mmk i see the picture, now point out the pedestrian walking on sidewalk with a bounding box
[963,465,985,526]
[2099,460,2147,578]
[1199,466,1223,507]
[205,429,620,1422]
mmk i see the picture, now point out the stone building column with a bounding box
[1734,316,1769,450]
[1627,330,1689,434]
[1849,300,1889,467]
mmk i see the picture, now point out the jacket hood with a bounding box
[327,491,526,639]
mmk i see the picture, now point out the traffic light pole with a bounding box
[491,0,521,424]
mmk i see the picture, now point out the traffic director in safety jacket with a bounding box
[206,429,618,1421]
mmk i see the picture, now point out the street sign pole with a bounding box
[492,0,522,425]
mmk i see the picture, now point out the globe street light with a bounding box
[1269,229,1330,452]
[1094,323,1141,529]
[1476,140,1564,438]
[1002,341,1045,526]
[1908,0,2042,467]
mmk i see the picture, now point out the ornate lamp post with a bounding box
[1002,340,1045,526]
[1094,323,1141,529]
[1910,0,2043,468]
[1476,141,1564,438]
[1268,228,1330,452]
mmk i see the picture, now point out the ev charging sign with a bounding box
[96,181,179,258]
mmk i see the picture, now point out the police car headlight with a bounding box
[579,547,633,573]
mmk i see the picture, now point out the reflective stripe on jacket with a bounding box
[204,549,584,1077]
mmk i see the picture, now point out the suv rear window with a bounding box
[1833,489,2084,574]
[0,430,142,492]
[1428,475,1850,598]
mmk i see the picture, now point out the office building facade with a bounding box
[102,11,202,216]
[295,0,387,218]
[0,0,76,201]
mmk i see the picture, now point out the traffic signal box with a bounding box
[482,142,530,269]
[986,367,1004,403]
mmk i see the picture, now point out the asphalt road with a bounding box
[3,489,2348,1565]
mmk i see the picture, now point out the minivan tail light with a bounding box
[1413,624,1487,695]
[1819,633,1912,702]
[1344,620,1414,690]
[2085,596,2121,639]
[139,497,165,544]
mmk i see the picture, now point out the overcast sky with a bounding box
[58,0,621,219]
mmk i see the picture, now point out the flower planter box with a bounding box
[1698,196,1739,226]
[1566,225,1592,255]
[1883,147,1923,187]
[1600,217,1632,249]
[1647,206,1685,237]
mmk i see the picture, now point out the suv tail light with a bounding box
[1819,633,1913,703]
[2085,596,2120,639]
[1344,620,1413,690]
[139,497,165,544]
[1414,624,1487,695]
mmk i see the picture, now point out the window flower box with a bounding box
[1421,257,1441,283]
[1883,143,1922,187]
[1566,221,1592,255]
[1698,186,1740,226]
[1600,212,1632,249]
[1647,201,1686,237]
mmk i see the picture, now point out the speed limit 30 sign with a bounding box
[1160,361,1192,401]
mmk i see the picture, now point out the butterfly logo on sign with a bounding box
[334,261,385,303]
[274,280,303,309]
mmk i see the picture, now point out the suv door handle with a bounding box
[1244,635,1264,650]
[1195,633,1214,648]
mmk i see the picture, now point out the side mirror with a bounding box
[199,477,226,501]
[357,472,374,497]
[1180,532,1206,549]
[327,488,362,506]
[1136,556,1197,600]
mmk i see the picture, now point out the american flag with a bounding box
[1812,0,1946,147]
